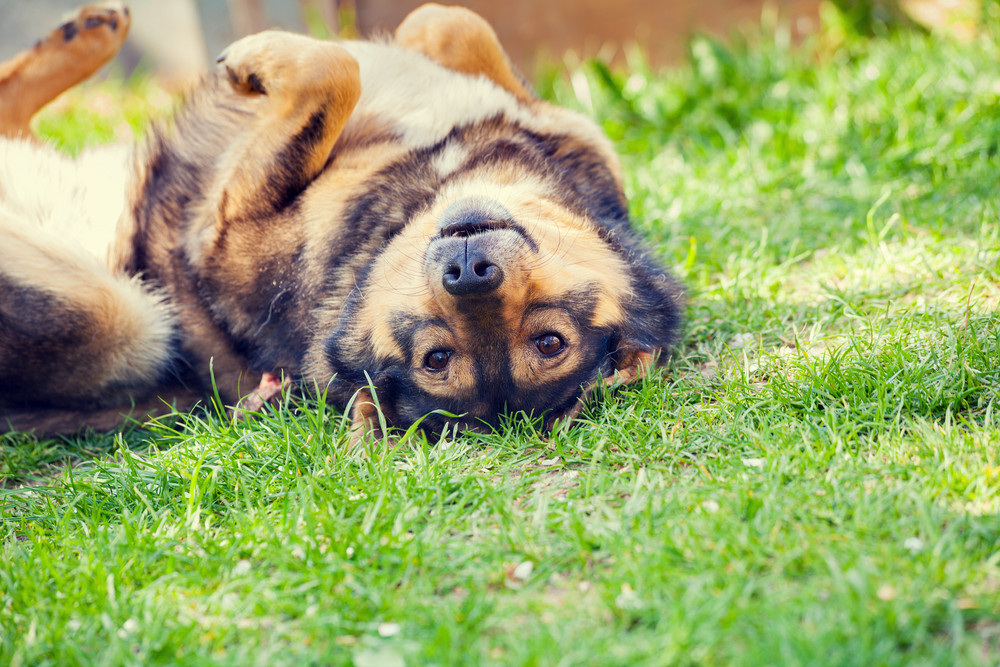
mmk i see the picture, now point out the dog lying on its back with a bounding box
[0,2,683,441]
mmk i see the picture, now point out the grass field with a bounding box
[3,5,1000,665]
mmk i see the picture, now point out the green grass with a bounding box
[4,6,1000,665]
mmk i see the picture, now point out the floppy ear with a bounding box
[548,343,658,428]
[620,256,685,358]
[550,260,684,429]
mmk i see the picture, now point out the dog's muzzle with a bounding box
[426,197,534,298]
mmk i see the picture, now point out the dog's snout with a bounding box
[428,197,533,298]
[442,242,503,296]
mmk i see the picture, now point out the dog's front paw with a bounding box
[216,31,281,96]
[232,372,290,419]
[216,31,357,100]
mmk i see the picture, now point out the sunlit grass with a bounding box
[4,6,1000,665]
[32,69,173,154]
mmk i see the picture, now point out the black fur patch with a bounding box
[128,136,206,278]
[322,142,441,279]
[60,21,77,42]
[268,109,327,212]
[246,72,266,95]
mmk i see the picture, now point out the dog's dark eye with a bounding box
[535,334,564,356]
[424,350,452,370]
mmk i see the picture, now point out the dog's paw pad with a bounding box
[216,31,356,99]
[222,64,268,96]
[215,31,304,97]
[233,372,289,418]
[46,3,131,61]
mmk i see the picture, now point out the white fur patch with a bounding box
[343,41,524,147]
[0,138,128,263]
[429,140,469,178]
[0,138,175,392]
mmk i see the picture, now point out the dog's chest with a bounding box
[340,41,522,151]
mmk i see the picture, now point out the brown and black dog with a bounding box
[0,2,683,441]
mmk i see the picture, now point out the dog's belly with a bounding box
[0,137,128,265]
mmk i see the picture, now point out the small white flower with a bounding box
[701,499,720,513]
[741,457,766,469]
[904,537,924,552]
[232,559,252,576]
[615,583,640,610]
[512,561,534,581]
[377,622,401,638]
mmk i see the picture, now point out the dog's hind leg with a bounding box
[394,4,535,104]
[0,3,131,139]
[206,32,361,224]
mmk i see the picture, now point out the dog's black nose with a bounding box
[442,242,503,295]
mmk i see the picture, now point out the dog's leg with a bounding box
[209,32,361,224]
[394,4,535,104]
[0,216,176,412]
[117,32,361,407]
[0,3,130,139]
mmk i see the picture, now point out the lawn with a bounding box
[3,4,1000,665]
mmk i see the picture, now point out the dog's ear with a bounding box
[547,341,658,429]
[549,260,684,428]
[618,253,685,360]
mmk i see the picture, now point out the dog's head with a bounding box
[319,131,683,441]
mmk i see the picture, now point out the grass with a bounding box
[4,4,1000,664]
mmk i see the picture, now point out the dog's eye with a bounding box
[424,350,452,370]
[535,334,565,356]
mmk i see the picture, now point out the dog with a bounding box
[0,2,683,441]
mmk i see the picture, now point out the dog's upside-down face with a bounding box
[322,184,682,437]
[0,3,683,441]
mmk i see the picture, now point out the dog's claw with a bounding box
[233,372,289,419]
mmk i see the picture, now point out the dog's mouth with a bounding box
[438,220,511,238]
[436,219,538,253]
[430,198,539,253]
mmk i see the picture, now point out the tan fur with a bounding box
[0,4,683,440]
[0,3,130,139]
[394,3,536,104]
